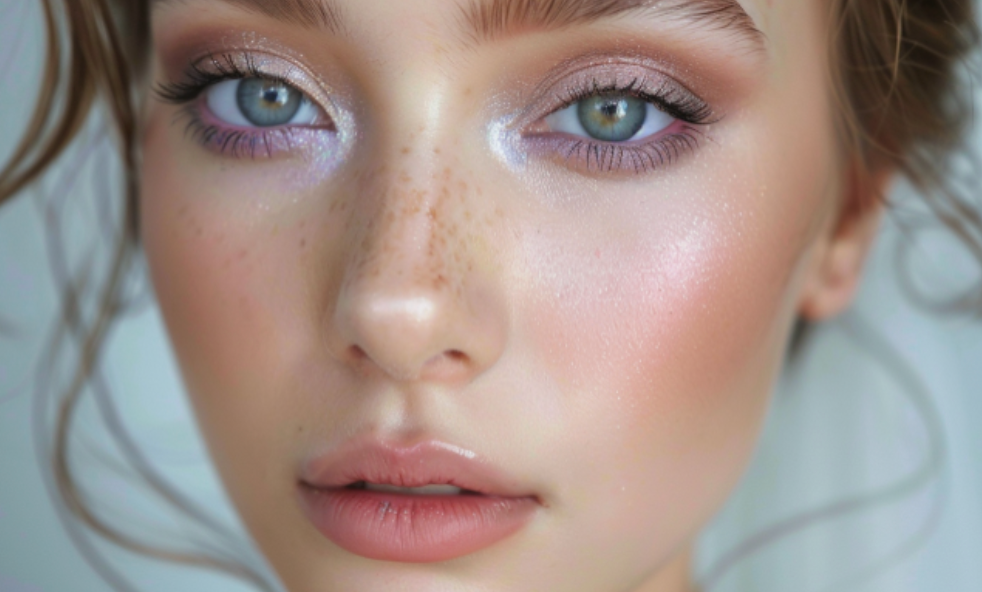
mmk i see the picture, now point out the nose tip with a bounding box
[344,295,449,378]
[328,182,506,383]
[334,285,501,383]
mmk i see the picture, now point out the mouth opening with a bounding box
[344,481,484,495]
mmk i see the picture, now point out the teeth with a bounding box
[362,483,464,495]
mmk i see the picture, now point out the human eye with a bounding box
[523,67,716,176]
[546,86,677,144]
[154,53,337,159]
[205,78,320,128]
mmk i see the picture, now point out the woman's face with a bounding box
[141,0,853,590]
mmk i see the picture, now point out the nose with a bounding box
[329,162,507,384]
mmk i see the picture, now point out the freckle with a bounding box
[401,146,411,155]
[464,87,472,96]
[399,171,411,183]
[434,147,441,155]
[300,239,307,249]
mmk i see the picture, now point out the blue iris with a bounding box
[577,95,647,142]
[236,78,303,127]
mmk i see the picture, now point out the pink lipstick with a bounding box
[297,438,540,563]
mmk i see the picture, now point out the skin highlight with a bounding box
[138,0,886,591]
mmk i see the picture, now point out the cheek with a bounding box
[515,125,833,568]
[139,111,322,490]
[521,162,817,413]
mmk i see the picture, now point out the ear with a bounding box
[797,163,891,321]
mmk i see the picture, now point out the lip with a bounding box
[297,437,540,563]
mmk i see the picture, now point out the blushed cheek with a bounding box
[142,145,252,392]
[518,86,838,455]
[507,181,814,575]
[138,112,313,446]
[139,116,337,543]
[523,210,795,407]
[517,158,824,491]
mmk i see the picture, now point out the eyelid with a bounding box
[503,68,720,154]
[203,78,327,129]
[510,55,716,134]
[157,50,341,122]
[543,100,675,143]
[505,57,715,176]
[155,50,354,160]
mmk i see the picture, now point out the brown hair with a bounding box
[0,0,978,588]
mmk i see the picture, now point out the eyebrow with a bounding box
[459,0,766,48]
[156,0,763,51]
[153,0,346,34]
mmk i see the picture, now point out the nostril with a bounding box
[445,350,467,363]
[409,349,472,382]
[347,345,369,362]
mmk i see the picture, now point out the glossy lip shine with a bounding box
[297,439,541,563]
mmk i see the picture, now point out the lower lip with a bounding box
[298,485,537,563]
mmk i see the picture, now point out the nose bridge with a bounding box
[353,151,462,299]
[331,139,502,383]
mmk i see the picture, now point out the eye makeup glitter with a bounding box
[155,46,357,191]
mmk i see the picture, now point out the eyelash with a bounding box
[155,53,331,159]
[533,77,715,175]
[155,53,714,173]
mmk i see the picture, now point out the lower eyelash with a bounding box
[545,125,704,175]
[178,106,306,158]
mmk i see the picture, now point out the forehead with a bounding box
[151,0,830,103]
[153,0,779,48]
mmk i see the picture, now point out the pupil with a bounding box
[262,87,285,107]
[600,100,624,121]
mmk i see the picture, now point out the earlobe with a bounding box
[798,165,892,321]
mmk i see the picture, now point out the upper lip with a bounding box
[299,436,538,500]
